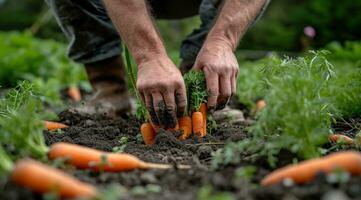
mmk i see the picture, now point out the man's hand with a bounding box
[194,39,238,112]
[137,56,187,129]
[193,0,267,111]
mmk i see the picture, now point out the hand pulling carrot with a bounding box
[179,116,192,140]
[261,151,361,186]
[192,112,204,137]
[141,123,156,146]
[67,86,81,102]
[12,159,96,198]
[199,103,207,137]
[48,142,190,171]
[44,121,68,131]
[329,134,354,145]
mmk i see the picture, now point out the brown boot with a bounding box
[77,56,131,117]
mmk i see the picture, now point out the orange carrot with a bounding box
[67,86,81,102]
[141,123,156,146]
[199,103,207,137]
[12,159,96,198]
[44,121,68,131]
[256,99,266,112]
[261,151,361,186]
[178,116,192,140]
[48,142,189,171]
[192,112,204,137]
[329,134,354,145]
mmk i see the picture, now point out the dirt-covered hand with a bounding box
[194,39,239,112]
[137,56,187,129]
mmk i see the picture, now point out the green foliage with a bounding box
[241,0,361,51]
[325,41,361,62]
[122,45,147,122]
[236,56,273,108]
[215,51,339,168]
[197,185,234,200]
[184,71,207,113]
[252,51,334,161]
[0,145,13,177]
[0,81,49,160]
[0,31,88,109]
[324,62,361,118]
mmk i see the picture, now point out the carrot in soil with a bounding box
[178,116,192,140]
[11,159,96,198]
[192,112,204,137]
[67,86,81,102]
[48,142,190,171]
[261,151,361,186]
[329,134,354,145]
[199,103,207,137]
[44,121,68,131]
[141,123,156,146]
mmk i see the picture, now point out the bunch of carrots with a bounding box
[121,46,210,146]
[139,71,209,146]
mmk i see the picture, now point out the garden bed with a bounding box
[1,107,360,200]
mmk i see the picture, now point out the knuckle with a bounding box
[207,89,219,97]
[166,105,176,111]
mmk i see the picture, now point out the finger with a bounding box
[140,93,146,105]
[175,86,187,117]
[162,90,177,129]
[231,70,237,96]
[217,75,232,110]
[203,68,219,113]
[145,94,159,125]
[152,92,166,128]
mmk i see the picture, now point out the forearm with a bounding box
[205,0,268,51]
[103,0,166,64]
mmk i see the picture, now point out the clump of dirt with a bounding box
[1,109,360,200]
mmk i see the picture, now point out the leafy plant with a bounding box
[183,71,207,113]
[0,81,49,160]
[214,51,336,168]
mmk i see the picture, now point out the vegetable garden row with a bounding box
[0,32,360,199]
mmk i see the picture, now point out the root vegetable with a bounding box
[261,151,361,186]
[48,142,190,171]
[254,99,266,112]
[199,103,207,137]
[141,123,156,146]
[67,86,81,102]
[178,116,192,140]
[192,112,204,137]
[12,159,96,198]
[44,121,68,131]
[329,134,354,145]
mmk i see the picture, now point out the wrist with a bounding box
[133,47,167,66]
[202,36,234,52]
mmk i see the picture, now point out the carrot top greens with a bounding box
[184,71,207,113]
[0,81,49,160]
[213,51,337,168]
[123,45,147,122]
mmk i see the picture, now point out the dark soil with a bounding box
[1,109,360,200]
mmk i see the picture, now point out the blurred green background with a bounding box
[1,0,360,53]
